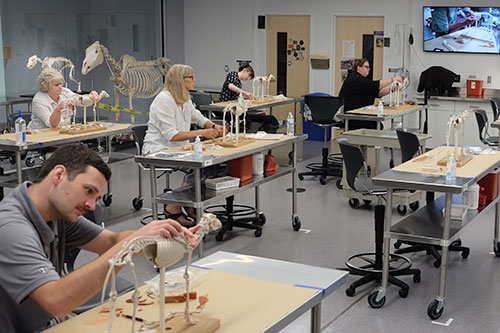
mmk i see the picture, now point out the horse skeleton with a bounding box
[252,74,275,100]
[222,102,248,145]
[102,213,221,333]
[27,55,82,92]
[82,41,174,122]
[65,90,110,126]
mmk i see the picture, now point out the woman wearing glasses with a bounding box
[143,64,225,226]
[339,58,402,130]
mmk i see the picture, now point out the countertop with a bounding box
[415,88,500,103]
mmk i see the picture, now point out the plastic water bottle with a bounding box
[377,100,384,117]
[193,136,203,159]
[446,153,457,182]
[238,92,244,105]
[15,111,26,145]
[287,112,294,136]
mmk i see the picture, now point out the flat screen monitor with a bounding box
[423,6,500,53]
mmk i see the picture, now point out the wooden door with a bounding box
[334,16,384,96]
[266,15,310,135]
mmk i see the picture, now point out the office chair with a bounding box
[489,97,500,122]
[64,204,134,313]
[393,128,470,267]
[474,109,498,147]
[298,95,344,185]
[130,124,175,211]
[337,138,421,298]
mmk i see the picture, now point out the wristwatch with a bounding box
[212,123,216,129]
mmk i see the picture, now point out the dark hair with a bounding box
[238,64,255,79]
[33,143,111,183]
[351,58,369,70]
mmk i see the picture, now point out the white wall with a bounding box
[183,0,500,96]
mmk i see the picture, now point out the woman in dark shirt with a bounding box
[339,58,402,130]
[220,64,255,101]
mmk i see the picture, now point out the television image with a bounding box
[423,6,500,53]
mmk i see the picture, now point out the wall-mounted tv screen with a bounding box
[423,6,500,53]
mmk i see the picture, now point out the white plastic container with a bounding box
[205,176,240,191]
[463,183,480,209]
[252,152,265,175]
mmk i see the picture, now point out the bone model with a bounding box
[27,55,82,92]
[102,213,221,333]
[252,74,275,100]
[222,101,248,145]
[82,41,174,123]
[64,90,110,126]
[446,110,469,158]
[388,77,409,107]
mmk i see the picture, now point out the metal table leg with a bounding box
[291,141,300,230]
[494,174,500,256]
[194,168,204,258]
[16,151,22,184]
[150,165,158,220]
[310,302,321,333]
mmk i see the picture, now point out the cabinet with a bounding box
[416,97,493,148]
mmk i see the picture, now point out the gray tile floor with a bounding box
[76,141,500,333]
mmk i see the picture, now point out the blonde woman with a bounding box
[143,64,225,226]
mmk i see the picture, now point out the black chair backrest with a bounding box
[304,95,343,125]
[8,112,32,131]
[396,128,420,163]
[130,124,148,154]
[490,98,500,122]
[474,109,488,143]
[191,92,213,107]
[337,138,365,192]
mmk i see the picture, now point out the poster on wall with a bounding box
[342,40,355,58]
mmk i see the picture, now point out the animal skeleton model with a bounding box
[252,74,275,100]
[222,101,248,145]
[388,77,410,107]
[64,90,110,126]
[27,55,81,92]
[81,41,174,123]
[446,110,469,158]
[102,213,222,333]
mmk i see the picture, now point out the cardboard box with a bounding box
[228,155,253,183]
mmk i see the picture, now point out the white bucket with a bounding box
[252,153,265,175]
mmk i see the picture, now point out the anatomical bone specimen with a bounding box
[446,110,469,158]
[65,90,109,126]
[222,101,248,145]
[102,213,221,333]
[27,55,81,92]
[252,74,275,100]
[82,41,174,122]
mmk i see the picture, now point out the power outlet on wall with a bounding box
[487,76,492,84]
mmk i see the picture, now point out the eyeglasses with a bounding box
[184,75,194,79]
[362,65,370,69]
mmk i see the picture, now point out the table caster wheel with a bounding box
[349,198,360,208]
[320,177,326,185]
[397,205,407,215]
[132,197,143,210]
[25,157,35,167]
[368,290,386,308]
[336,178,343,189]
[409,201,419,211]
[427,299,444,320]
[345,286,355,297]
[292,216,301,231]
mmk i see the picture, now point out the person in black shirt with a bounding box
[339,58,402,130]
[220,64,255,102]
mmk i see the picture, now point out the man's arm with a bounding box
[29,219,198,317]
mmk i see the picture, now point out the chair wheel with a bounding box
[389,159,395,169]
[398,288,409,298]
[254,229,262,237]
[394,240,402,249]
[433,259,441,268]
[132,197,143,210]
[320,177,326,185]
[257,212,266,225]
[349,198,360,208]
[336,178,343,189]
[345,286,355,297]
[413,273,421,283]
[292,216,301,231]
[451,238,462,247]
[409,201,419,211]
[215,233,224,241]
[298,174,304,181]
[461,248,470,259]
[102,194,112,206]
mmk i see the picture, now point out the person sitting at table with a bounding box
[143,64,226,227]
[0,143,199,332]
[339,58,402,130]
[220,63,255,102]
[28,68,100,130]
